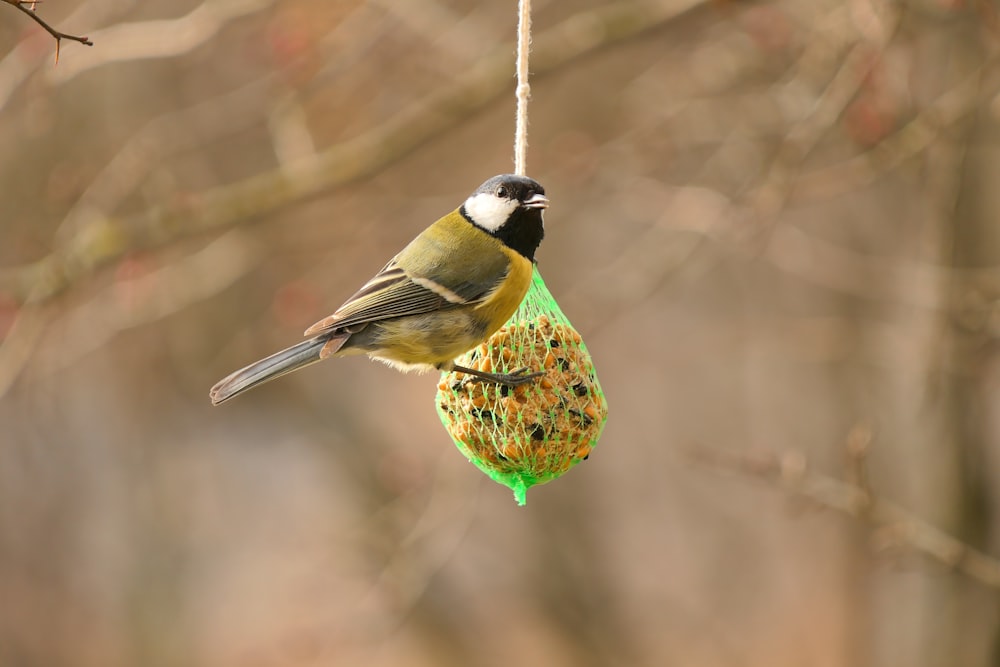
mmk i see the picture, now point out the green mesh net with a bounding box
[436,266,608,505]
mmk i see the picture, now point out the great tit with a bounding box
[210,174,549,405]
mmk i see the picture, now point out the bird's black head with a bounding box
[460,174,547,261]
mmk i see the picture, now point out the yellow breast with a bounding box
[474,247,533,336]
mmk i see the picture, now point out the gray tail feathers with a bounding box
[210,335,346,405]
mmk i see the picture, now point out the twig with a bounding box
[686,442,1000,590]
[2,0,92,63]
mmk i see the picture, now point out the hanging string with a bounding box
[513,0,532,177]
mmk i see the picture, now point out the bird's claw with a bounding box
[495,367,545,386]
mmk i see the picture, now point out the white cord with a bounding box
[513,0,532,177]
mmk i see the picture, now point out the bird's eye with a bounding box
[496,186,508,198]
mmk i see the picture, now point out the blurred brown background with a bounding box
[2,0,1000,665]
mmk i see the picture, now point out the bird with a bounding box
[210,174,548,405]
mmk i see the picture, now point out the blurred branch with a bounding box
[792,68,984,202]
[687,436,1000,590]
[0,0,707,306]
[43,0,275,85]
[370,0,481,62]
[0,0,269,113]
[747,6,900,220]
[54,76,275,244]
[0,302,52,397]
[52,2,391,246]
[763,225,944,309]
[0,230,260,399]
[568,4,907,332]
[583,49,993,326]
[2,0,93,63]
[37,230,262,377]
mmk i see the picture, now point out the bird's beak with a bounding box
[523,193,549,209]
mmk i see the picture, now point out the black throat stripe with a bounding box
[460,204,544,262]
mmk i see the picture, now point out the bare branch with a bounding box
[2,0,92,63]
[686,441,1000,590]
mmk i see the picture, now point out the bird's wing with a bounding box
[303,257,507,337]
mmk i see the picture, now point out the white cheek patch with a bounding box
[464,193,518,232]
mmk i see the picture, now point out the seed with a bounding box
[472,408,494,423]
[499,441,520,460]
[568,408,592,426]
